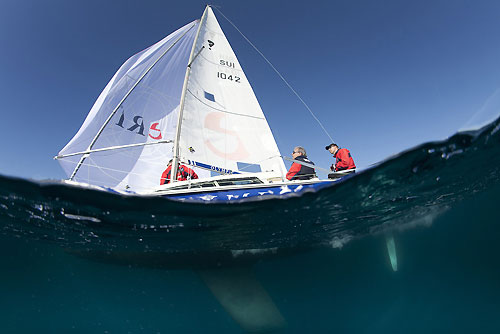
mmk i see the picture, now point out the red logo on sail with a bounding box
[149,122,162,140]
[204,112,249,160]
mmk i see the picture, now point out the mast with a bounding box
[171,6,209,182]
[68,22,196,181]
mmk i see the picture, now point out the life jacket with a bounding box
[160,165,199,185]
[286,155,316,180]
[334,148,356,171]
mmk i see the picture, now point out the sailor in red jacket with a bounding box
[160,159,199,185]
[325,143,356,171]
[286,146,316,180]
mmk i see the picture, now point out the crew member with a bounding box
[325,143,356,171]
[160,159,199,185]
[286,146,316,180]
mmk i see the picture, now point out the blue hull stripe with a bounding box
[163,181,333,202]
[187,160,241,175]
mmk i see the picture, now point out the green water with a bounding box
[1,117,499,332]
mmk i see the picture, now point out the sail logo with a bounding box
[115,112,162,140]
[149,122,162,139]
[204,112,249,160]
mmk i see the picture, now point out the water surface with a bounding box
[1,116,500,332]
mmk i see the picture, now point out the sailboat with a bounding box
[55,6,351,202]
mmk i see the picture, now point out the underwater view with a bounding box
[1,115,500,333]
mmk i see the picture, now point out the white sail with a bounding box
[58,20,201,190]
[57,7,286,191]
[177,7,286,177]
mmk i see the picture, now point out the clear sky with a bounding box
[1,0,500,180]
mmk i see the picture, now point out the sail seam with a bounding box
[186,89,265,120]
[197,51,243,71]
[69,21,197,181]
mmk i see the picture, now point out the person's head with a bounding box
[292,146,306,158]
[168,158,180,167]
[325,143,339,155]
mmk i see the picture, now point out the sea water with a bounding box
[1,117,500,333]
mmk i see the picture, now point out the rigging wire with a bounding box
[213,6,335,144]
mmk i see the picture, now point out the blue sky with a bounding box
[1,0,500,180]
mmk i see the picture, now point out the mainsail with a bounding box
[176,7,286,177]
[57,6,286,192]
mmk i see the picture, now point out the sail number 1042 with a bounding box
[217,72,241,83]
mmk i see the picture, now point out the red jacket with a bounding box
[334,148,356,171]
[160,165,199,185]
[286,155,316,180]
